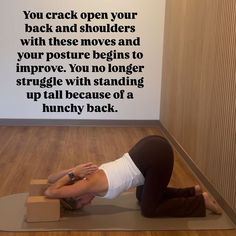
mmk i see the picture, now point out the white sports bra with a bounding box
[99,153,145,199]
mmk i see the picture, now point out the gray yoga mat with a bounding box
[0,192,235,231]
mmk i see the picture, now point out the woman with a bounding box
[45,135,222,217]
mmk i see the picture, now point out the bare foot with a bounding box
[195,185,203,196]
[203,192,222,215]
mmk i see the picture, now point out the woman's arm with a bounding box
[47,162,98,184]
[45,169,108,199]
[45,174,91,198]
[48,168,73,184]
[45,163,98,198]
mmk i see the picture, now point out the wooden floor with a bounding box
[0,126,235,236]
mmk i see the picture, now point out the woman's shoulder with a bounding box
[84,169,108,195]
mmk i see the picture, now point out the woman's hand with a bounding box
[73,162,98,178]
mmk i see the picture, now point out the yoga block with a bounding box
[29,179,48,196]
[26,196,60,222]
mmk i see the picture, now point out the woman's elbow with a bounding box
[44,188,58,198]
[47,175,56,184]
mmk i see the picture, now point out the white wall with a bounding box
[0,0,165,120]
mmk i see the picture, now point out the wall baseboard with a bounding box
[0,119,160,127]
[160,123,236,226]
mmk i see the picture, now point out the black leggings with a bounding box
[129,135,205,217]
